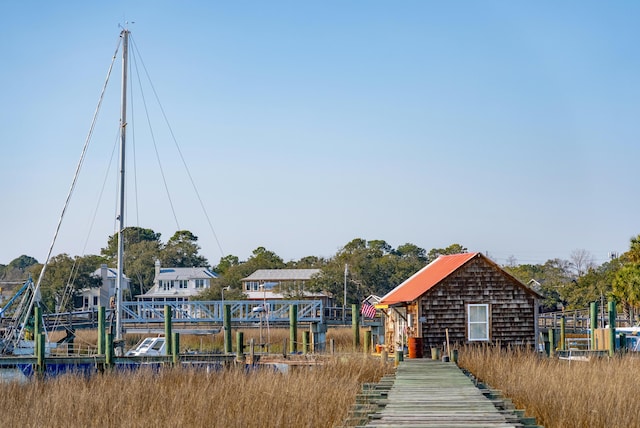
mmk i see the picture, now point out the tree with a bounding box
[569,249,596,278]
[101,227,162,262]
[612,263,640,323]
[161,230,208,268]
[34,254,105,311]
[426,244,467,263]
[307,238,428,306]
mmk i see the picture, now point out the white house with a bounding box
[137,260,218,303]
[241,269,330,304]
[77,264,131,310]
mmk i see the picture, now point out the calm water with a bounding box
[0,368,28,383]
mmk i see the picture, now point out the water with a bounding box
[0,367,29,383]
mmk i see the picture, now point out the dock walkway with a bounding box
[351,359,537,427]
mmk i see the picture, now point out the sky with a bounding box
[0,1,638,268]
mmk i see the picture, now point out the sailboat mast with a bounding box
[115,29,129,342]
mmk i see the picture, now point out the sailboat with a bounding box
[0,28,133,363]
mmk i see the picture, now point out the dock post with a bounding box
[289,304,297,354]
[106,333,113,367]
[236,331,244,361]
[364,330,372,354]
[164,305,172,356]
[224,304,232,354]
[352,304,360,350]
[608,300,616,356]
[37,332,46,374]
[590,302,598,350]
[172,332,180,365]
[249,338,255,363]
[330,338,335,354]
[559,316,566,351]
[34,306,42,338]
[98,306,106,355]
[302,331,310,354]
[548,328,555,357]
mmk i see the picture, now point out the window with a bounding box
[93,296,99,306]
[195,279,208,289]
[178,280,188,289]
[467,304,489,341]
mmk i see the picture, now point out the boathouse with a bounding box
[378,252,542,356]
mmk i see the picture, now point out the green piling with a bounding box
[98,306,106,355]
[302,331,310,354]
[608,300,616,356]
[236,331,244,361]
[37,332,46,374]
[548,329,555,357]
[224,304,232,354]
[559,316,566,351]
[106,333,113,367]
[164,305,172,356]
[352,304,360,350]
[590,302,598,350]
[172,332,180,365]
[289,304,298,354]
[34,306,42,338]
[364,330,372,354]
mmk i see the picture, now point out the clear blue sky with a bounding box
[1,1,638,267]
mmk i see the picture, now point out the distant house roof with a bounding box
[91,266,130,280]
[379,252,541,306]
[156,267,218,281]
[242,269,320,282]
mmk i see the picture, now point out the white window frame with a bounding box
[467,303,490,341]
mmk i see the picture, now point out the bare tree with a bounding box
[569,249,595,278]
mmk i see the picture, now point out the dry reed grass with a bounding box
[0,354,392,428]
[459,346,640,428]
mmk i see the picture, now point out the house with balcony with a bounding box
[136,260,218,303]
[241,269,331,305]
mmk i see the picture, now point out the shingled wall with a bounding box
[418,257,537,349]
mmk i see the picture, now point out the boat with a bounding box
[125,336,166,357]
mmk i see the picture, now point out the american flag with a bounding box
[360,301,377,319]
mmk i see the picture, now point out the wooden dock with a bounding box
[344,359,540,427]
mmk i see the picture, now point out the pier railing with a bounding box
[42,300,344,330]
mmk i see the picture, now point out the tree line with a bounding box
[2,228,640,320]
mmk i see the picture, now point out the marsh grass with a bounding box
[459,346,640,428]
[0,354,391,428]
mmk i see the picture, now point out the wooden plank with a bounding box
[362,360,522,427]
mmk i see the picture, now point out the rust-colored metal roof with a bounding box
[379,252,479,306]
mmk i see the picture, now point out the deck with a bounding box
[344,359,540,427]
